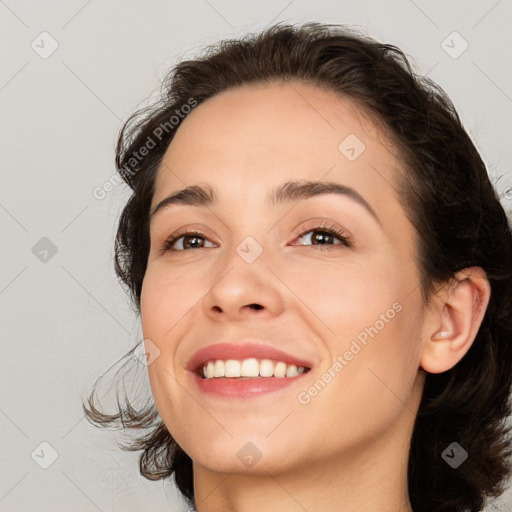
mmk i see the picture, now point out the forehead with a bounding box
[152,81,403,216]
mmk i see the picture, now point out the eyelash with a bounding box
[160,222,352,253]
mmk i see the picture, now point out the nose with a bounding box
[201,252,285,322]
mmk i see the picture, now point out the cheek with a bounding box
[140,264,202,338]
[286,256,421,404]
[282,254,405,340]
[139,266,208,419]
[140,270,185,401]
[297,309,422,453]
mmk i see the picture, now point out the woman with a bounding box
[84,22,512,512]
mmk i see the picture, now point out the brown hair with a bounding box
[84,22,512,512]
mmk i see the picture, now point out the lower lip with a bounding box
[189,372,308,398]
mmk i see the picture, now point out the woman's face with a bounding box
[140,81,427,476]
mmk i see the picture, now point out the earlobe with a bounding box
[420,266,491,374]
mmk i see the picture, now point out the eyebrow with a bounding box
[150,180,381,225]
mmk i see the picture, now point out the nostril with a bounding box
[249,304,263,310]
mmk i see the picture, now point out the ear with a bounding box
[420,266,491,374]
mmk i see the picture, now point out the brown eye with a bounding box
[294,226,352,249]
[162,231,214,252]
[181,235,206,249]
[309,231,337,245]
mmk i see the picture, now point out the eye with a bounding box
[161,229,215,252]
[160,222,352,254]
[292,222,352,249]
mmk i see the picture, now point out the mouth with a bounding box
[186,342,314,398]
[196,358,311,379]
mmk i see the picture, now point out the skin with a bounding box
[140,81,490,512]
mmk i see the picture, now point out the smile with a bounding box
[186,341,314,398]
[201,358,309,379]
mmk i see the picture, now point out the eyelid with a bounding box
[160,220,352,254]
[160,226,215,254]
[289,220,352,248]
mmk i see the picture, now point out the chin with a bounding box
[190,440,295,475]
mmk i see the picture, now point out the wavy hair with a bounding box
[83,22,512,512]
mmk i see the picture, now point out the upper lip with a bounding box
[186,341,314,374]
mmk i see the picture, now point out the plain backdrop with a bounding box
[1,1,511,511]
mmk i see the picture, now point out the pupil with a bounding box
[186,236,202,248]
[314,232,331,244]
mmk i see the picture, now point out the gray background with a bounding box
[1,1,511,511]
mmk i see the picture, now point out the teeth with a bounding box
[274,361,287,378]
[213,360,224,377]
[240,358,259,377]
[201,358,308,379]
[285,364,298,377]
[259,359,274,377]
[205,361,214,379]
[225,359,240,377]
